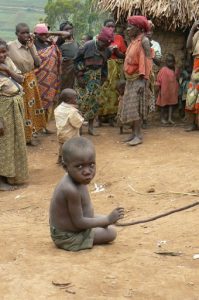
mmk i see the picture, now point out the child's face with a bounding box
[69,94,77,105]
[0,45,7,63]
[65,149,96,185]
[166,57,175,69]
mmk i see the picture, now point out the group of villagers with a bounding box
[0,15,199,191]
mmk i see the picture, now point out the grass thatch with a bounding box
[94,0,199,31]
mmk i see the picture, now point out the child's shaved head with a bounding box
[62,137,95,164]
[59,88,77,104]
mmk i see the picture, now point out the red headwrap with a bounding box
[98,27,114,43]
[127,16,149,32]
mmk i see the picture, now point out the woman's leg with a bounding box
[127,120,142,146]
[123,123,135,142]
[88,119,99,136]
[168,105,175,124]
[185,113,198,131]
[160,107,168,124]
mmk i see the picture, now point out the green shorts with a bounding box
[50,226,95,252]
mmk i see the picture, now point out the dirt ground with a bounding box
[1,121,199,300]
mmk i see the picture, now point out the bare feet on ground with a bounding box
[127,136,142,146]
[168,119,175,125]
[185,124,198,132]
[27,139,40,147]
[161,119,168,125]
[88,128,99,136]
[43,128,54,135]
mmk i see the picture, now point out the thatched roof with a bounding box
[94,0,199,31]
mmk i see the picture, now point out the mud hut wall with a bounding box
[153,30,186,67]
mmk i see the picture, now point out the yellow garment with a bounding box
[54,102,84,143]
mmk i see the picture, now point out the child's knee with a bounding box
[108,226,117,242]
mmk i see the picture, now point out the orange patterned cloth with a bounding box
[22,71,46,142]
[35,44,62,110]
[193,57,199,72]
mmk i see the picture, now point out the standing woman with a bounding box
[0,39,28,191]
[99,19,127,125]
[8,23,46,146]
[57,21,79,90]
[34,24,62,128]
[75,27,114,135]
[120,16,152,146]
[185,21,199,131]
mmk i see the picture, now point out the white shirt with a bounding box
[151,40,162,59]
[54,102,84,143]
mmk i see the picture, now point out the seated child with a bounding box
[49,137,124,251]
[54,88,84,164]
[116,79,126,134]
[156,54,179,125]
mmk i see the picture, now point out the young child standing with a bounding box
[156,54,179,124]
[54,88,84,164]
[49,137,124,251]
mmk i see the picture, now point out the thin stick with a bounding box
[128,185,199,197]
[116,201,199,226]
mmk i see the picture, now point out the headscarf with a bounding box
[127,16,149,33]
[98,27,114,43]
[34,23,48,34]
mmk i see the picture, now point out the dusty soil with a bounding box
[1,121,199,300]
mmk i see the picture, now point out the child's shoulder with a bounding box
[55,174,79,196]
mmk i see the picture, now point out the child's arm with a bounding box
[67,189,124,229]
[69,111,84,129]
[0,63,24,84]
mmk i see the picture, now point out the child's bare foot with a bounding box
[185,124,198,132]
[43,128,54,135]
[88,128,99,136]
[161,119,168,125]
[0,180,17,191]
[27,139,40,146]
[168,119,175,125]
[122,134,135,143]
[127,136,142,146]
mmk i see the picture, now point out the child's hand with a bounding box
[108,207,124,224]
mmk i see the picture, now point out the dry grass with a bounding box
[94,0,199,30]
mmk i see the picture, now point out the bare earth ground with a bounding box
[1,121,199,300]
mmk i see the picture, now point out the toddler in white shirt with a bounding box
[54,88,84,164]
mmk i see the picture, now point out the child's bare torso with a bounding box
[49,175,94,232]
